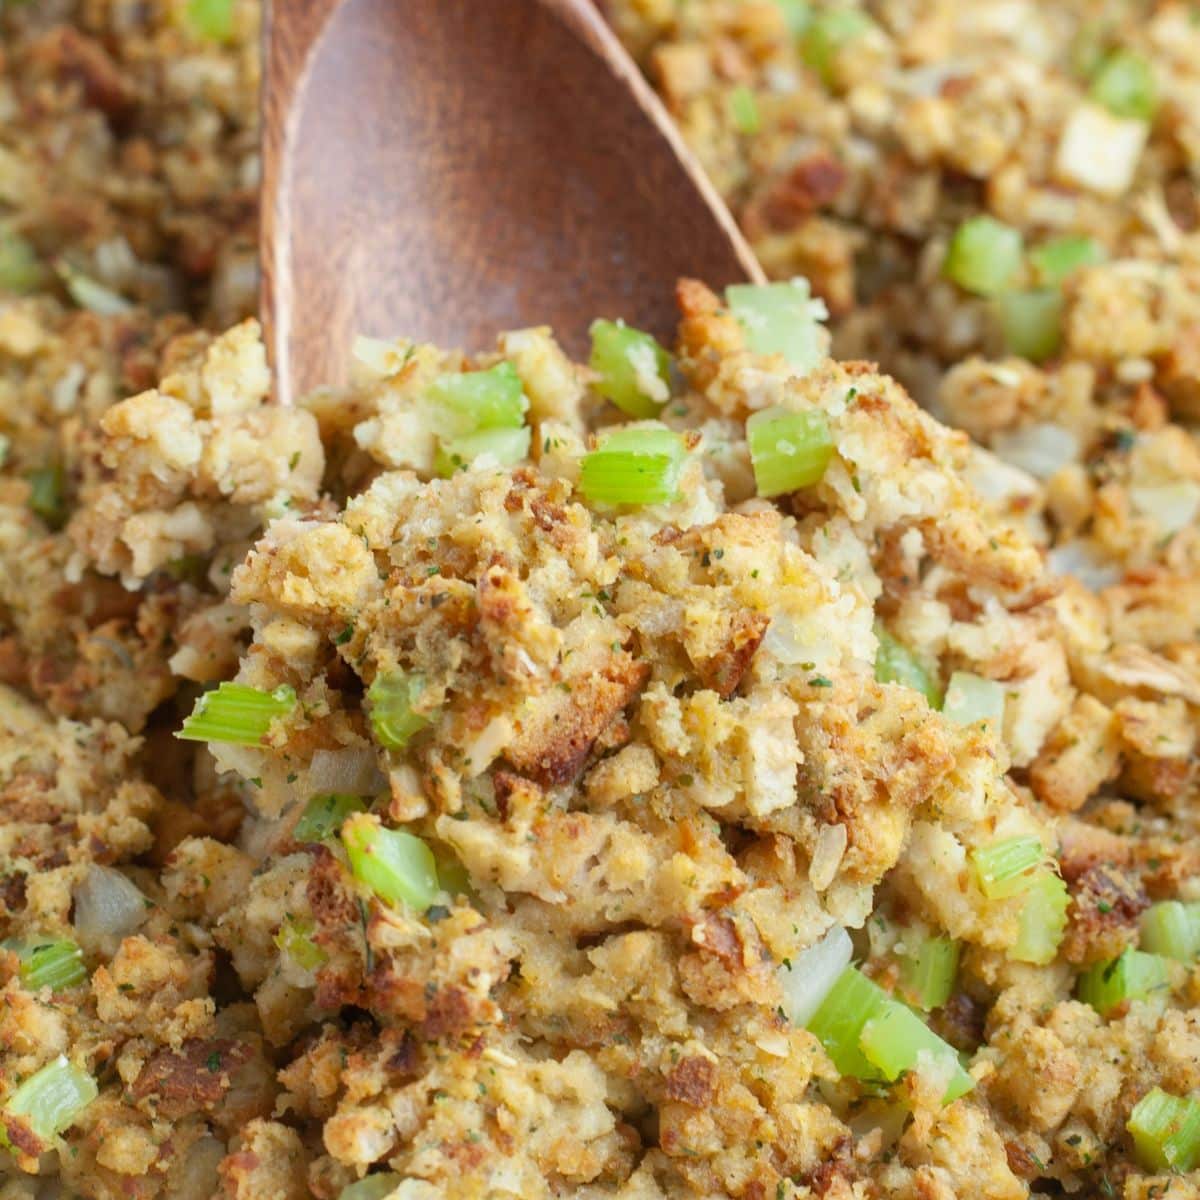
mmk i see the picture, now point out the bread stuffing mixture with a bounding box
[1,2,1199,1200]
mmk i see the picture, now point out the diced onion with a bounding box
[990,423,1078,480]
[308,747,385,796]
[777,924,852,1027]
[72,866,148,949]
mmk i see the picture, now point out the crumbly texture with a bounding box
[0,3,1198,1200]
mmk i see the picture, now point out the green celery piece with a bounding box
[338,1174,405,1200]
[579,427,686,507]
[274,917,327,970]
[942,671,1005,731]
[185,0,234,42]
[943,217,1023,297]
[4,1056,97,1146]
[729,85,761,134]
[897,934,959,1011]
[1140,900,1199,962]
[426,362,527,436]
[746,406,834,497]
[26,465,66,529]
[970,836,1045,900]
[774,0,811,34]
[15,940,87,991]
[1089,49,1157,122]
[859,1003,974,1103]
[0,233,43,294]
[726,280,826,371]
[176,682,297,745]
[434,426,531,477]
[1010,870,1070,965]
[1077,947,1171,1017]
[995,290,1063,363]
[366,672,436,751]
[1127,1087,1200,1174]
[589,320,672,418]
[1029,235,1105,287]
[293,793,367,844]
[800,8,872,85]
[805,966,889,1081]
[874,624,942,707]
[340,813,439,911]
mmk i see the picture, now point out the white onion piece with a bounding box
[991,423,1079,480]
[73,866,147,949]
[1129,481,1200,535]
[777,924,853,1027]
[308,747,384,796]
[1046,541,1121,592]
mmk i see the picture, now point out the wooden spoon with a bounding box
[261,0,764,404]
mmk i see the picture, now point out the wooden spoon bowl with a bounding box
[261,0,763,404]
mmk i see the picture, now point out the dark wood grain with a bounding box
[261,0,764,404]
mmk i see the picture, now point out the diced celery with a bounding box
[995,290,1062,363]
[177,682,297,745]
[338,1174,404,1200]
[746,406,834,497]
[274,917,327,970]
[1011,870,1070,965]
[1141,900,1199,962]
[778,925,853,1027]
[943,217,1023,297]
[340,813,439,912]
[1029,235,1105,287]
[0,233,43,294]
[434,426,531,477]
[971,836,1045,900]
[185,0,235,42]
[873,624,942,707]
[729,85,761,134]
[897,934,959,1011]
[366,672,436,751]
[800,8,872,86]
[1089,49,1157,122]
[589,320,672,419]
[293,794,367,844]
[13,940,87,991]
[774,0,811,34]
[1077,948,1171,1017]
[805,966,889,1081]
[579,427,687,507]
[942,672,1005,730]
[26,465,66,529]
[57,264,133,316]
[426,362,527,435]
[859,1003,974,1103]
[1128,1087,1200,1174]
[726,280,826,372]
[4,1056,97,1146]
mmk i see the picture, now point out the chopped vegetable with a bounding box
[274,917,327,970]
[427,362,527,435]
[338,1174,404,1200]
[729,85,761,134]
[1140,900,1200,962]
[805,965,888,1080]
[874,624,942,707]
[971,836,1045,900]
[1077,947,1171,1017]
[185,0,234,42]
[995,289,1062,362]
[579,427,687,507]
[1127,1088,1200,1174]
[800,8,872,85]
[10,940,87,991]
[943,217,1023,297]
[177,682,297,745]
[434,426,532,477]
[0,232,42,293]
[366,672,436,751]
[1089,49,1157,122]
[26,465,66,529]
[340,813,439,912]
[293,793,367,844]
[589,320,672,418]
[746,406,834,497]
[774,0,811,34]
[859,1003,974,1102]
[1011,870,1070,965]
[897,934,959,1011]
[941,671,1005,729]
[777,925,853,1027]
[726,280,826,371]
[72,866,148,949]
[56,263,133,316]
[3,1056,97,1147]
[1029,235,1105,287]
